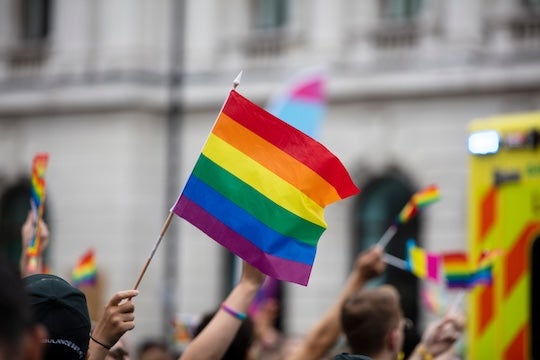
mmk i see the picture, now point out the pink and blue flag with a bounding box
[266,70,326,139]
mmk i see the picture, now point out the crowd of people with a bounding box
[0,212,464,360]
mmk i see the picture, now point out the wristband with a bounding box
[90,335,112,350]
[221,303,247,321]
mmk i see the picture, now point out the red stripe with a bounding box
[479,187,496,243]
[503,323,527,360]
[223,90,359,199]
[477,284,494,337]
[504,222,540,298]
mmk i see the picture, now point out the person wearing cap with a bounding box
[20,213,138,360]
[0,253,46,360]
[335,285,464,360]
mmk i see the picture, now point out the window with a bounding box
[353,174,421,357]
[380,0,423,21]
[523,0,540,13]
[250,0,288,30]
[19,0,52,43]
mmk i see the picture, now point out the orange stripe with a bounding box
[504,222,540,299]
[479,187,497,243]
[212,113,341,207]
[503,323,527,360]
[477,284,495,337]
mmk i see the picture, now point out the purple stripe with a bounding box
[174,196,312,286]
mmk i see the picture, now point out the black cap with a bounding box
[24,274,91,360]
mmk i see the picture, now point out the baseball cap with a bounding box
[24,274,91,360]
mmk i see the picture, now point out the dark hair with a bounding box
[136,338,170,359]
[341,285,401,356]
[0,254,33,358]
[194,310,254,360]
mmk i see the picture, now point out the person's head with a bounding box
[0,255,46,360]
[136,338,172,360]
[106,336,130,360]
[194,310,255,360]
[341,285,408,359]
[24,273,91,360]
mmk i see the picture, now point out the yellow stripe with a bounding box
[203,134,327,228]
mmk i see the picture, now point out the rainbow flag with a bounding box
[395,185,440,225]
[27,153,49,257]
[172,90,359,285]
[266,70,326,139]
[442,250,499,288]
[405,239,441,282]
[72,249,97,287]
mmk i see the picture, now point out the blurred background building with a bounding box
[1,0,539,354]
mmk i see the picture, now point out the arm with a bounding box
[408,312,465,360]
[20,211,49,277]
[288,245,386,360]
[88,289,139,360]
[180,261,265,360]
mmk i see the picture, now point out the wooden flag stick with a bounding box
[132,211,174,290]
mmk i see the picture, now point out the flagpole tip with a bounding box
[233,71,243,89]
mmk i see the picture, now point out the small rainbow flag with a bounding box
[72,249,97,287]
[27,153,49,257]
[396,185,440,225]
[405,239,441,282]
[442,250,500,288]
[172,90,359,285]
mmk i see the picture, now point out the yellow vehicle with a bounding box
[467,112,540,359]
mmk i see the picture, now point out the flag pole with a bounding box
[383,252,407,270]
[132,72,244,290]
[377,224,397,249]
[133,212,174,290]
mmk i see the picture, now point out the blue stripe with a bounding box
[269,100,324,139]
[182,175,316,265]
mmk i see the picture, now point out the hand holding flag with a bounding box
[26,152,49,273]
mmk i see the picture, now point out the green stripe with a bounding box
[193,155,325,246]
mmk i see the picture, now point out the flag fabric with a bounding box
[172,89,359,285]
[266,70,326,139]
[442,250,500,288]
[405,239,441,282]
[395,185,440,225]
[72,249,97,287]
[27,153,49,257]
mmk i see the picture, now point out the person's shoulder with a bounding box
[333,353,373,360]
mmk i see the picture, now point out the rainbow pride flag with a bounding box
[27,153,49,257]
[396,185,441,225]
[405,239,441,282]
[172,90,359,285]
[442,250,499,288]
[266,70,326,139]
[72,249,97,287]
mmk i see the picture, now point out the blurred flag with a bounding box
[396,185,441,225]
[172,89,359,285]
[27,153,49,258]
[72,249,97,288]
[405,239,441,282]
[266,69,326,139]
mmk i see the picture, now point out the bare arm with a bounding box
[180,261,265,360]
[288,245,386,360]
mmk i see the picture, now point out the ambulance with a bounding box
[466,111,540,359]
